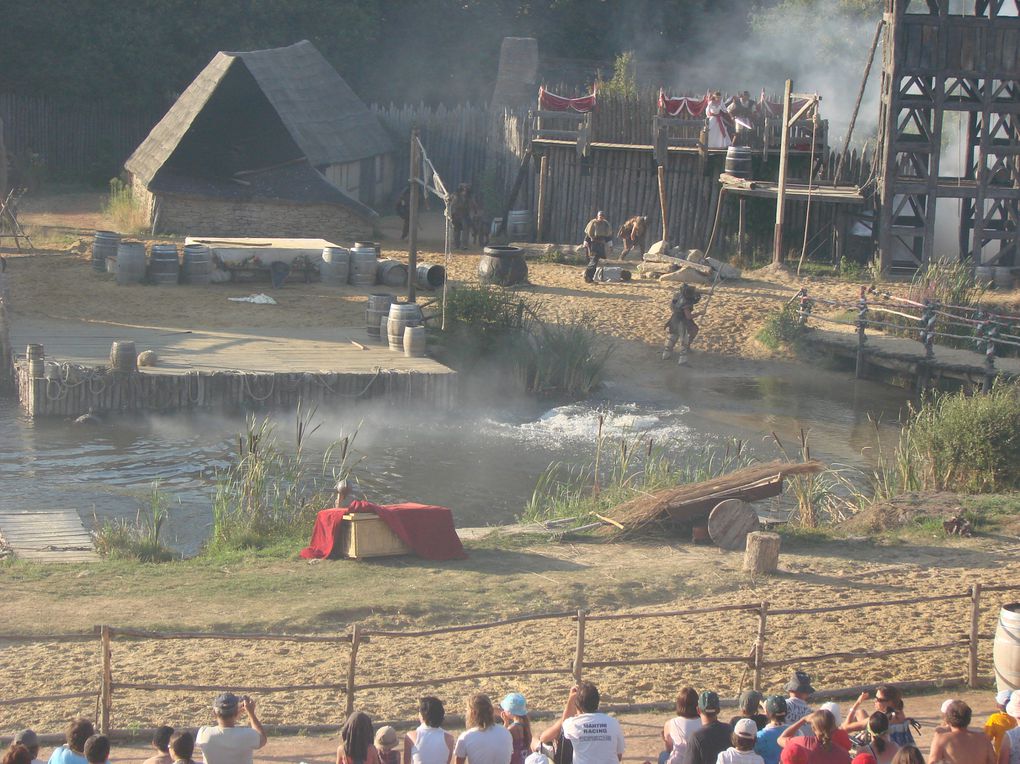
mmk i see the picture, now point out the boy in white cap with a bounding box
[717,719,765,764]
[983,689,1017,756]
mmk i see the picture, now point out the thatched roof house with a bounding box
[125,40,394,241]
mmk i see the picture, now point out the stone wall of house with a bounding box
[152,193,374,242]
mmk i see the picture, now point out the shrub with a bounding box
[757,304,804,349]
[92,482,175,562]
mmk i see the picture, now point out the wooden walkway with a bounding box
[0,508,98,563]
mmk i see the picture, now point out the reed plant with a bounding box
[91,482,176,562]
[101,178,149,235]
[882,258,987,349]
[512,314,612,397]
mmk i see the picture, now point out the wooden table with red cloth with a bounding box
[300,500,467,561]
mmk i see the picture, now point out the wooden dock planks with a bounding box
[0,509,98,563]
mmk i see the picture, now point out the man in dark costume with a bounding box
[662,284,701,363]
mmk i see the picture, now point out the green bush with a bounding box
[756,304,804,349]
[92,483,175,562]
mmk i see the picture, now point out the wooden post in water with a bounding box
[773,79,793,265]
[408,129,420,303]
[658,164,668,244]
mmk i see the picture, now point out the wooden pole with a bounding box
[968,583,982,688]
[753,602,768,691]
[773,79,793,266]
[408,129,420,303]
[345,623,362,715]
[100,625,113,733]
[658,164,668,244]
[537,153,549,242]
[573,609,587,683]
[835,19,884,186]
[738,197,746,262]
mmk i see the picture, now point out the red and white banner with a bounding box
[658,90,709,118]
[539,86,597,113]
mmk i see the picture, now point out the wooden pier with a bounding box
[0,509,98,563]
[11,319,457,417]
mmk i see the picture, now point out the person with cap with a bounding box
[929,700,994,764]
[755,697,789,764]
[997,691,1020,764]
[539,682,624,764]
[499,693,532,764]
[777,711,849,764]
[13,731,43,764]
[718,719,766,764]
[683,691,732,764]
[142,726,174,764]
[730,692,768,732]
[784,672,814,729]
[48,718,94,764]
[986,690,1018,757]
[404,696,455,764]
[661,686,702,764]
[196,693,267,764]
[376,727,401,764]
[582,211,614,280]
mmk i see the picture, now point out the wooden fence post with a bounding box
[99,625,112,733]
[345,623,362,715]
[969,583,982,688]
[573,609,587,684]
[754,602,769,692]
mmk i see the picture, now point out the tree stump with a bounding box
[743,531,781,575]
[708,499,760,550]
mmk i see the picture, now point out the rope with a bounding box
[310,368,383,398]
[241,374,276,403]
[414,136,452,329]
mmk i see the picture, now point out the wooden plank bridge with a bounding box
[0,508,98,563]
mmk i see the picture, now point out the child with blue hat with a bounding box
[500,693,532,764]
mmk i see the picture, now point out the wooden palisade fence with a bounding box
[1,582,1017,735]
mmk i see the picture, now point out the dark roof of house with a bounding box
[125,40,393,187]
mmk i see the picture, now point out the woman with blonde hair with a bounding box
[777,710,851,764]
[454,694,513,764]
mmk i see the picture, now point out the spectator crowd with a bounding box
[4,671,1019,764]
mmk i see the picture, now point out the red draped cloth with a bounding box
[658,91,708,118]
[539,86,597,113]
[300,500,467,561]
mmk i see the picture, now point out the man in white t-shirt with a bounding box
[539,683,624,764]
[196,693,268,764]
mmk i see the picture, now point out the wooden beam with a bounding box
[408,128,420,303]
[773,79,793,265]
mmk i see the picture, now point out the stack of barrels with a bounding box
[386,303,426,357]
[366,294,395,340]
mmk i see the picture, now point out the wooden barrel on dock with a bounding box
[403,325,426,358]
[92,231,120,274]
[355,241,381,257]
[320,246,350,285]
[115,242,146,286]
[725,146,753,179]
[416,264,446,291]
[994,602,1020,694]
[349,247,378,287]
[149,244,180,286]
[387,303,423,352]
[377,259,408,288]
[109,340,137,373]
[367,294,395,340]
[479,246,527,286]
[182,244,213,285]
[26,344,45,378]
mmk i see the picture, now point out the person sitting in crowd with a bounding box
[997,691,1020,764]
[143,726,174,764]
[540,683,624,764]
[929,700,995,764]
[777,711,850,764]
[986,690,1018,757]
[500,693,532,764]
[756,697,789,764]
[784,673,815,729]
[197,693,268,764]
[455,694,513,764]
[82,737,108,764]
[683,691,732,764]
[169,732,196,764]
[888,748,923,764]
[851,713,899,764]
[661,686,703,764]
[4,746,32,764]
[339,712,381,764]
[405,696,455,764]
[12,731,42,764]
[48,719,94,764]
[846,688,915,748]
[819,704,842,728]
[719,720,766,764]
[376,728,400,764]
[731,692,767,732]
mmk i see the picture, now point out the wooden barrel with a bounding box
[507,209,532,239]
[320,246,350,285]
[27,345,45,378]
[115,242,146,286]
[149,244,180,286]
[387,303,423,352]
[182,244,213,285]
[92,231,120,274]
[355,241,381,257]
[994,602,1020,694]
[725,146,753,179]
[26,344,44,361]
[349,247,378,287]
[403,325,426,357]
[366,293,395,340]
[479,246,528,286]
[377,259,409,287]
[109,340,137,373]
[416,263,446,290]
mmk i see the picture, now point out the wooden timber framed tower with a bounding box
[876,0,1020,273]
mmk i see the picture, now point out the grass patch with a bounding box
[91,482,176,562]
[101,177,149,235]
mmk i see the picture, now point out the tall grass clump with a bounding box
[884,259,987,348]
[512,314,612,397]
[756,304,804,350]
[92,482,176,562]
[102,178,149,235]
[209,405,361,552]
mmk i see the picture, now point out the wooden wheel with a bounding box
[708,499,760,551]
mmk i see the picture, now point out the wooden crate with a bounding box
[341,512,411,559]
